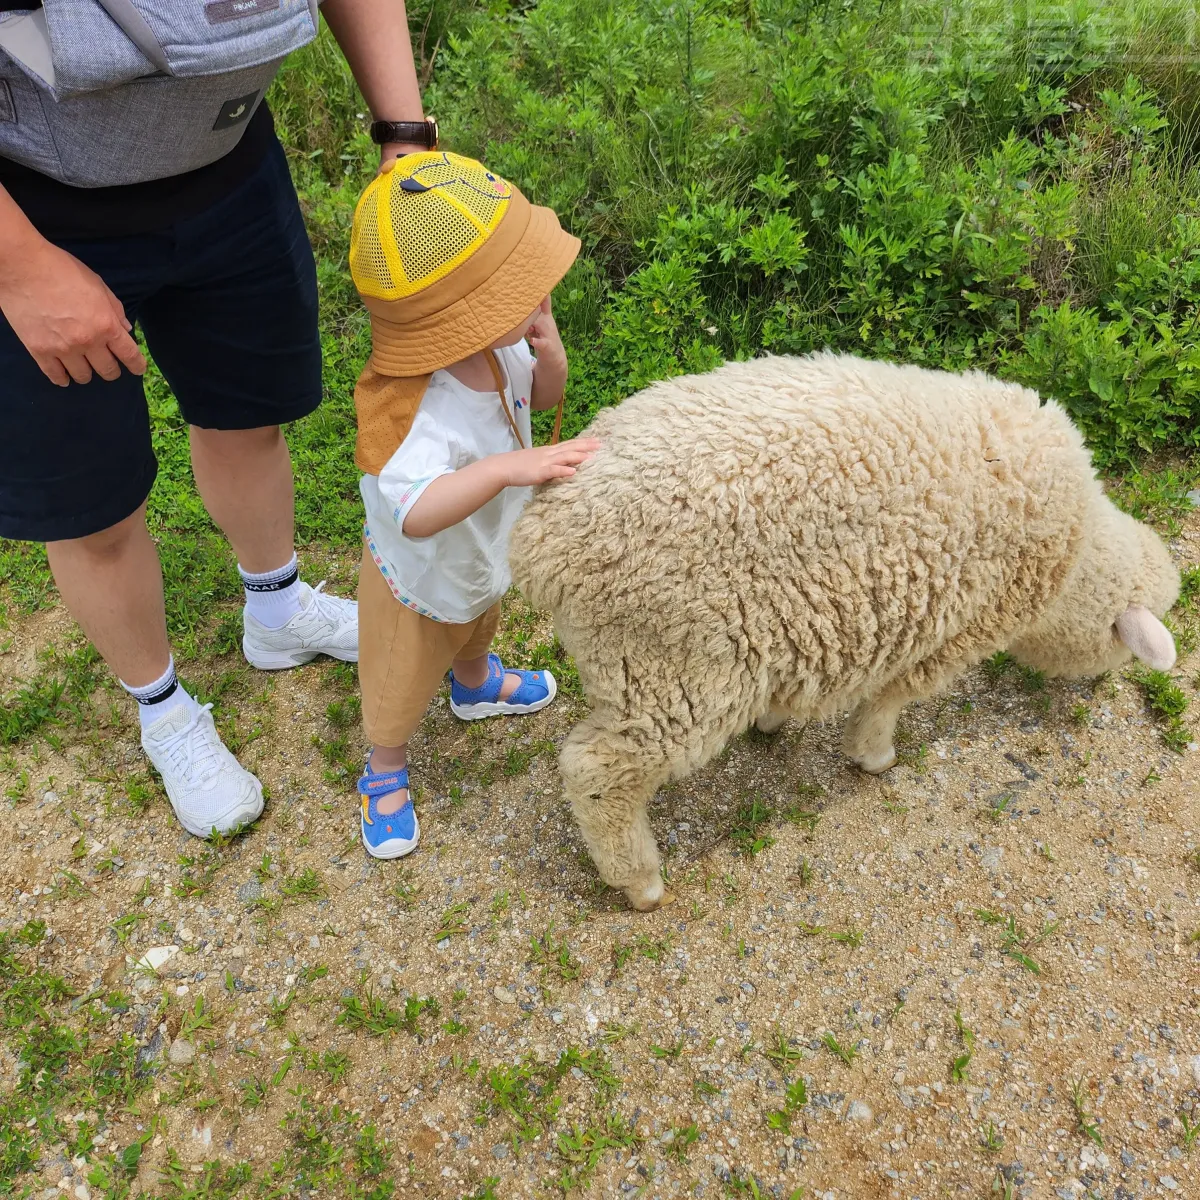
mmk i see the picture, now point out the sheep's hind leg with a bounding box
[844,646,973,774]
[754,704,791,735]
[843,696,902,774]
[559,715,674,911]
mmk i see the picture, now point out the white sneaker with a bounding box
[142,703,264,838]
[242,581,358,670]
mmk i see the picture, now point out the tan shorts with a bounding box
[358,541,500,747]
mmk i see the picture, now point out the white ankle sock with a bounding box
[121,657,199,731]
[239,554,304,629]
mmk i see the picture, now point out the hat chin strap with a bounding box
[484,349,567,451]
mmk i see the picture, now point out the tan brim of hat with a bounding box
[366,203,581,377]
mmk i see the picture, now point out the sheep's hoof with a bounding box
[626,874,671,912]
[853,746,897,775]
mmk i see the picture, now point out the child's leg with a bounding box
[358,547,457,817]
[448,603,522,698]
[448,604,558,720]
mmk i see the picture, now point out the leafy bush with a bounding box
[270,0,1200,459]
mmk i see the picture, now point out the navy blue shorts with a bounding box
[0,137,321,542]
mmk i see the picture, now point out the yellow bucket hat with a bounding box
[350,151,581,474]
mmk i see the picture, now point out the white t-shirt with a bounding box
[360,341,535,625]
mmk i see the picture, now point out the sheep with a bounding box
[509,352,1180,911]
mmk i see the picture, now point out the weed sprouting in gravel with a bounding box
[462,1178,501,1200]
[765,1077,809,1134]
[391,872,421,910]
[762,1026,804,1071]
[503,737,555,777]
[731,796,776,858]
[336,988,439,1038]
[980,1120,1005,1152]
[1177,1110,1200,1153]
[1071,1075,1104,1147]
[435,900,472,941]
[612,932,671,972]
[822,1032,859,1066]
[951,1009,976,1083]
[659,1120,698,1162]
[554,1112,642,1191]
[799,922,863,949]
[650,1038,685,1062]
[529,924,582,981]
[279,865,326,901]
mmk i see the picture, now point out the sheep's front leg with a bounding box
[559,714,673,911]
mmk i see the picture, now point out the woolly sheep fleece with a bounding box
[509,352,1180,911]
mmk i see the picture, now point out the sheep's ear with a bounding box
[1115,605,1176,671]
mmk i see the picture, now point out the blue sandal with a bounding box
[358,761,420,860]
[449,653,557,720]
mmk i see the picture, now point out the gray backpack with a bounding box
[0,0,320,187]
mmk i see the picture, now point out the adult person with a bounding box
[0,0,431,837]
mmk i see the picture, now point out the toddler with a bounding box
[348,150,598,858]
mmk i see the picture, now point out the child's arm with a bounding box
[402,439,600,538]
[527,297,567,411]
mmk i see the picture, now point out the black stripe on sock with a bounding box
[241,565,299,593]
[136,676,178,706]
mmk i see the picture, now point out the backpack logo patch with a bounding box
[205,0,280,23]
[212,91,260,131]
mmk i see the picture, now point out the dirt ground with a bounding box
[2,519,1199,1200]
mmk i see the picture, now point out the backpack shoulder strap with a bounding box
[92,0,170,75]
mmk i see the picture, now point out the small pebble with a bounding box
[167,1038,195,1066]
[493,986,515,1004]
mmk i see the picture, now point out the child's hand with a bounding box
[501,437,600,487]
[527,296,567,375]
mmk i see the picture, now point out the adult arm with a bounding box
[0,185,146,386]
[321,0,429,164]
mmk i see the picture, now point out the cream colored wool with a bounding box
[509,352,1180,910]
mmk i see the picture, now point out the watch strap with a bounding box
[369,118,438,149]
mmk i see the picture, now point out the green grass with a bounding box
[1135,667,1192,751]
[335,988,440,1038]
[730,797,776,858]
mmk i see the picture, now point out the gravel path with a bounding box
[2,522,1198,1200]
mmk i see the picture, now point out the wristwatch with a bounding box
[369,117,438,149]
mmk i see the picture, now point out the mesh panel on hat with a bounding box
[351,151,512,302]
[392,188,483,284]
[350,185,396,297]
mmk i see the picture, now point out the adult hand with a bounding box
[0,234,146,387]
[502,437,601,487]
[378,141,431,174]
